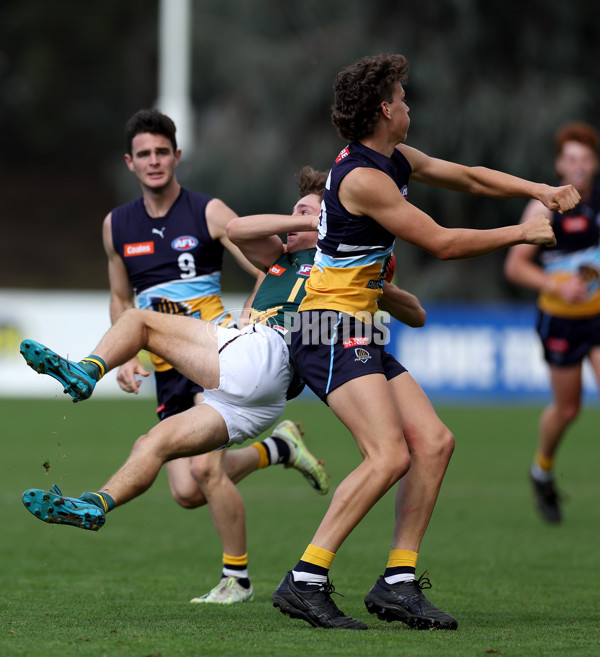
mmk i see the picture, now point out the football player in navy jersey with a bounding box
[102,109,330,604]
[271,54,580,632]
[19,163,427,618]
[505,121,600,524]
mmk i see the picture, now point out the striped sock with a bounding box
[383,549,418,584]
[79,355,107,381]
[250,442,270,469]
[532,452,554,482]
[292,544,335,590]
[222,552,251,589]
[79,491,115,512]
[250,437,291,467]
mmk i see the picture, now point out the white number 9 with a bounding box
[178,253,196,279]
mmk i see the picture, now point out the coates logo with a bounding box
[124,241,154,257]
[354,347,372,363]
[562,215,588,234]
[171,235,198,251]
[400,184,408,199]
[298,264,313,276]
[343,337,370,349]
[335,147,350,163]
[268,264,286,276]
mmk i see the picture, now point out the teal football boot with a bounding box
[20,339,96,402]
[22,485,105,531]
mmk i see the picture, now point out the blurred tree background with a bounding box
[1,0,599,300]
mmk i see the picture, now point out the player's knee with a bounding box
[130,431,152,455]
[171,489,207,509]
[372,443,410,486]
[189,458,219,487]
[406,424,455,464]
[559,402,580,425]
[390,452,411,483]
[438,426,455,461]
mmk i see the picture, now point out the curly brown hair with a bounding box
[296,166,328,200]
[125,109,177,154]
[555,121,600,158]
[331,54,409,142]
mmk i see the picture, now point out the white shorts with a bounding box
[202,323,292,445]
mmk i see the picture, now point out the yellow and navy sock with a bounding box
[79,491,115,512]
[250,437,291,467]
[292,544,335,590]
[383,549,418,584]
[78,355,107,381]
[222,552,251,589]
[531,452,554,483]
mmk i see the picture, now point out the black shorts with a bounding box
[536,310,600,366]
[154,368,203,420]
[290,310,406,403]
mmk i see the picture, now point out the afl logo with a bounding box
[171,236,198,251]
[298,264,313,276]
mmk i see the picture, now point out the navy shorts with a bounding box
[536,310,600,366]
[290,310,406,402]
[154,368,203,420]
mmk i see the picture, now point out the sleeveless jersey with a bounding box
[249,248,316,400]
[111,187,231,370]
[299,142,410,319]
[538,182,600,318]
[249,248,316,334]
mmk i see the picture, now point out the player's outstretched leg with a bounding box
[190,577,255,605]
[272,420,330,495]
[273,571,367,630]
[364,572,457,630]
[20,340,98,402]
[22,485,106,531]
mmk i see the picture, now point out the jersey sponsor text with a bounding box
[124,241,154,257]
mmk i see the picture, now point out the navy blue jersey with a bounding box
[538,182,600,318]
[300,142,410,317]
[111,187,225,311]
[111,187,231,370]
[541,182,600,261]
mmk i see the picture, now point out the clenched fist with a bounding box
[521,213,556,247]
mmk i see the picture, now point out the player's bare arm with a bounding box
[205,198,262,278]
[226,214,318,271]
[397,144,581,213]
[102,212,135,323]
[379,282,426,327]
[340,167,555,259]
[505,200,587,302]
[102,211,150,393]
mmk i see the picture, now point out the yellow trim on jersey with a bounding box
[151,295,232,371]
[287,278,305,303]
[538,273,600,318]
[299,264,382,319]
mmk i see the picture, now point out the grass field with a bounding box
[1,396,599,657]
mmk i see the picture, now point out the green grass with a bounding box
[1,397,599,656]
